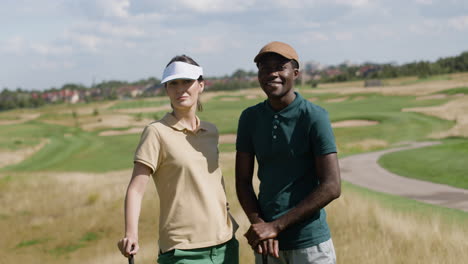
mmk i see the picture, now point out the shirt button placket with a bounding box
[272,115,279,141]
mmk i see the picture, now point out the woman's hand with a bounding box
[117,236,139,258]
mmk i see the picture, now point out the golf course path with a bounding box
[340,141,468,212]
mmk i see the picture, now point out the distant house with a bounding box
[356,65,381,77]
[364,79,383,87]
[117,85,147,99]
[41,89,81,103]
[324,69,342,78]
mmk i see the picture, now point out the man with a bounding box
[235,41,341,264]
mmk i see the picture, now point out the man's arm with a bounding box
[235,151,261,223]
[236,151,279,257]
[245,152,341,248]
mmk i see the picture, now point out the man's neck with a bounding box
[268,91,296,112]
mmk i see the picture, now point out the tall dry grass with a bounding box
[1,152,467,264]
[328,188,467,264]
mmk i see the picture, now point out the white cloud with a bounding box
[334,31,353,40]
[302,32,329,42]
[30,43,73,56]
[0,36,27,54]
[0,36,73,56]
[448,16,468,30]
[409,19,444,34]
[189,35,241,54]
[414,0,433,4]
[366,25,397,39]
[176,0,253,12]
[97,0,130,18]
[269,0,371,9]
[334,0,371,7]
[67,33,104,52]
[31,60,75,70]
[96,22,145,37]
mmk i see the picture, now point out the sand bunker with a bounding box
[332,120,379,128]
[0,139,49,168]
[326,97,349,103]
[303,77,468,96]
[245,95,260,99]
[81,114,153,131]
[99,127,144,136]
[219,134,236,144]
[0,113,40,125]
[114,105,171,114]
[220,97,241,102]
[403,95,468,138]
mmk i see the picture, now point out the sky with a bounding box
[1,0,468,91]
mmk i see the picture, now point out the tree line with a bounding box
[319,51,468,84]
[1,50,468,111]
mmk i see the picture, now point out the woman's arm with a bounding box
[117,162,152,258]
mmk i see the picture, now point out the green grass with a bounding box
[435,86,468,95]
[2,133,138,172]
[109,99,169,109]
[312,94,454,155]
[0,93,455,173]
[378,139,468,189]
[49,243,85,256]
[219,143,236,153]
[15,238,50,248]
[132,111,166,121]
[0,121,71,150]
[79,232,99,242]
[1,122,139,172]
[47,232,101,256]
[198,97,264,134]
[0,115,20,120]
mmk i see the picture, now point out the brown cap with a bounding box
[254,41,299,65]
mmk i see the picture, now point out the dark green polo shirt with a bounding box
[236,92,337,250]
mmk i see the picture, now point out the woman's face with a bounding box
[165,78,204,111]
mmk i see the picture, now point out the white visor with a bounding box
[161,61,203,84]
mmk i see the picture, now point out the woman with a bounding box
[117,55,238,264]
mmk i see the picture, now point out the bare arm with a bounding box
[117,162,152,258]
[246,152,341,247]
[236,151,279,257]
[235,151,262,224]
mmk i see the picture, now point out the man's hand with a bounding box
[245,222,280,258]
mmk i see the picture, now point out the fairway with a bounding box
[1,73,468,263]
[379,139,468,189]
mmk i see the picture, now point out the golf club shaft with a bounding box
[128,254,134,264]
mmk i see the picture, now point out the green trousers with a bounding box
[157,237,239,264]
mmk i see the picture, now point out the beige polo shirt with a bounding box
[134,113,234,253]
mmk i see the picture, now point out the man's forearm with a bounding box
[236,181,264,224]
[273,180,341,233]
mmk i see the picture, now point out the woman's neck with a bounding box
[171,108,198,131]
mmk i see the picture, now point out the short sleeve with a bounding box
[134,125,161,174]
[310,110,337,156]
[236,109,254,153]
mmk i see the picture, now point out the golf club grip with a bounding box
[128,254,134,264]
[262,254,268,264]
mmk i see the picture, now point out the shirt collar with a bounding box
[161,112,207,132]
[264,92,304,119]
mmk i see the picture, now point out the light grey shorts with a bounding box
[254,239,336,264]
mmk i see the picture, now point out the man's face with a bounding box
[257,53,299,100]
